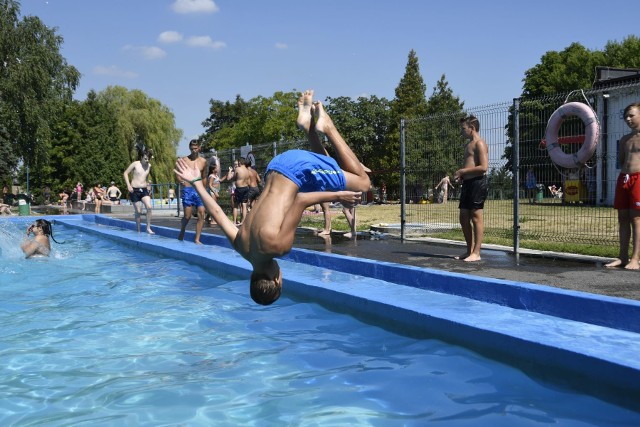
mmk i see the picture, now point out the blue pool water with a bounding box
[0,219,639,426]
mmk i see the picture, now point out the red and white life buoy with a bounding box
[544,102,599,168]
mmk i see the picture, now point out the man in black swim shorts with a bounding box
[123,146,155,234]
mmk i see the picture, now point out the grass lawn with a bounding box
[298,200,620,258]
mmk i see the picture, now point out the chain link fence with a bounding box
[401,82,640,250]
[173,82,638,253]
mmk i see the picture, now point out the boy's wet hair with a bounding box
[460,115,480,132]
[250,269,282,305]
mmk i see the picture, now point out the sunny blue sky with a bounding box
[19,0,637,155]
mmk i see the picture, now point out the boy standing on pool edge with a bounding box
[605,102,640,270]
[177,139,208,244]
[454,115,488,262]
[174,90,370,305]
[123,146,155,234]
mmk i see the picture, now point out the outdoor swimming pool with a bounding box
[0,217,639,426]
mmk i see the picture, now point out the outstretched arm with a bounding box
[294,190,362,209]
[273,190,362,253]
[174,158,238,243]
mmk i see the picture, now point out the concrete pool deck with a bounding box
[100,211,640,302]
[36,214,640,410]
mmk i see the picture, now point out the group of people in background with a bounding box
[174,140,264,245]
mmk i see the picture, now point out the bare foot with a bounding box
[624,259,640,270]
[343,232,353,239]
[312,100,334,135]
[604,259,626,268]
[317,233,331,245]
[296,90,314,132]
[318,229,331,236]
[194,240,203,245]
[463,254,481,262]
[454,253,470,260]
[147,228,155,235]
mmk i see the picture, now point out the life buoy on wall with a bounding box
[544,102,599,169]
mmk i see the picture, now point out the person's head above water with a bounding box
[28,219,60,243]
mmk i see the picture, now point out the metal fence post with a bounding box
[513,99,520,256]
[173,183,179,217]
[400,118,406,241]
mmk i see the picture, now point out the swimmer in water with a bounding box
[20,219,60,258]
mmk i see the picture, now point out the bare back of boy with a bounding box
[234,164,251,188]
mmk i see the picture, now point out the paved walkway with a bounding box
[106,212,640,301]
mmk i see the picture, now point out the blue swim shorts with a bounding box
[265,150,346,193]
[181,186,204,208]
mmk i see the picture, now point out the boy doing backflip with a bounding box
[454,115,488,262]
[606,102,640,270]
[174,90,370,305]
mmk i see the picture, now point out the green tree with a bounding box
[325,95,391,185]
[522,42,605,98]
[232,91,300,147]
[200,95,249,150]
[47,100,86,192]
[416,74,466,188]
[45,87,181,193]
[0,0,80,187]
[77,91,123,187]
[0,0,20,182]
[603,35,640,68]
[392,50,429,117]
[387,49,429,196]
[96,86,181,185]
[200,91,300,152]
